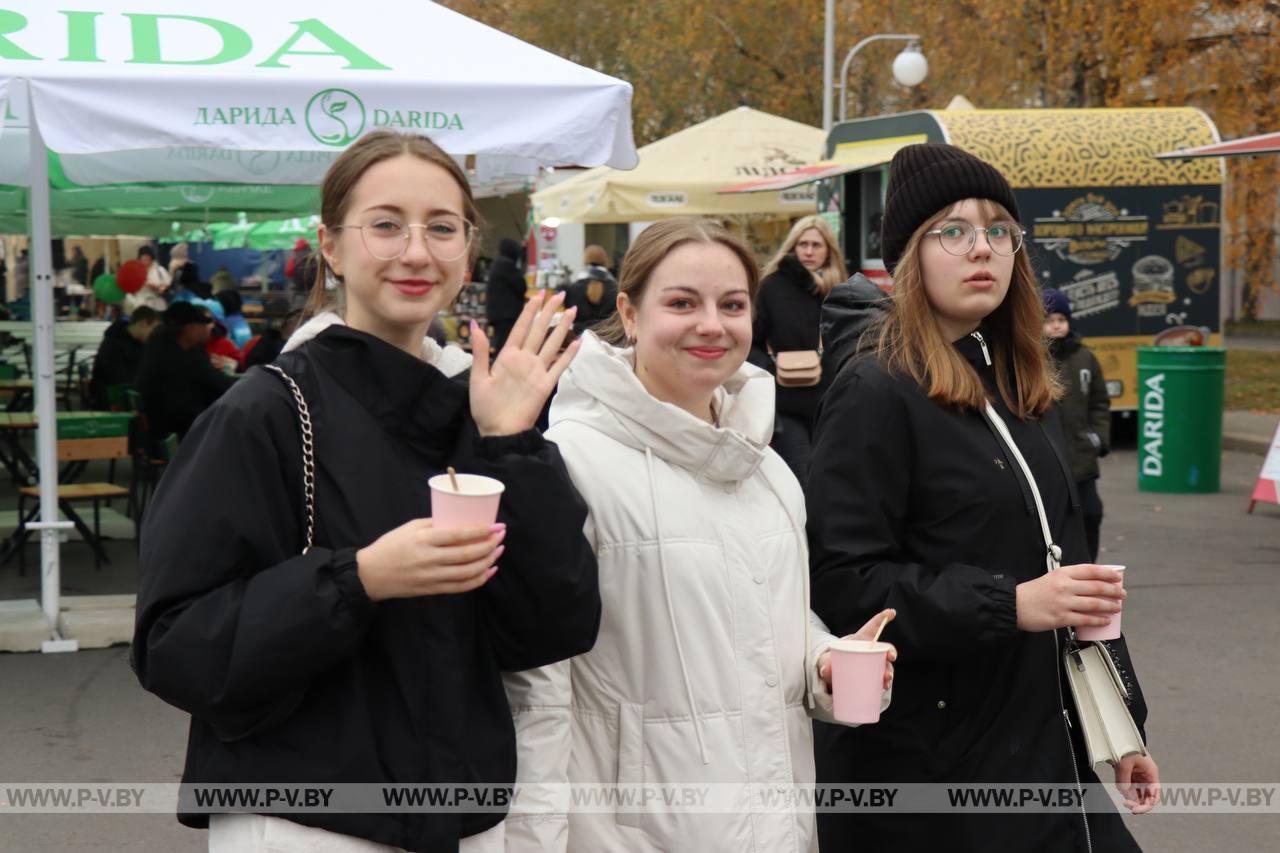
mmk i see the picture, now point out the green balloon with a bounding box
[93,273,125,304]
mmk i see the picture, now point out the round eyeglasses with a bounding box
[334,214,474,263]
[925,220,1024,257]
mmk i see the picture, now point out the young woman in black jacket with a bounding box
[132,131,600,853]
[751,215,847,480]
[807,144,1159,853]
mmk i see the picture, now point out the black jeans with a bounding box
[1077,476,1104,561]
[773,413,812,484]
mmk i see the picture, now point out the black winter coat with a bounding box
[88,320,144,409]
[818,272,890,377]
[132,325,601,852]
[135,326,236,439]
[561,266,618,335]
[1049,333,1111,482]
[807,328,1147,853]
[751,254,826,422]
[485,256,527,324]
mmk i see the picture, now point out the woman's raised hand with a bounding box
[469,290,580,437]
[356,519,504,600]
[1015,564,1125,632]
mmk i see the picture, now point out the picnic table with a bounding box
[0,411,134,571]
[0,412,132,484]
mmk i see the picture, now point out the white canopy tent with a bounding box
[0,0,636,651]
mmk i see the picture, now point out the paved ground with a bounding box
[1,449,1278,851]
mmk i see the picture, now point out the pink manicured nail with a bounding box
[487,566,500,576]
[492,545,506,559]
[489,523,507,533]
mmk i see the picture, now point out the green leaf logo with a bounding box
[306,88,366,147]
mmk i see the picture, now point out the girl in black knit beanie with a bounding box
[807,143,1158,853]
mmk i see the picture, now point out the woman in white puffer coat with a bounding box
[504,219,895,853]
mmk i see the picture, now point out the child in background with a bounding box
[1043,287,1111,560]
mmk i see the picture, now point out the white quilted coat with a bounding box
[504,334,887,853]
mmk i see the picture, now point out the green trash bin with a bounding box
[1137,346,1226,493]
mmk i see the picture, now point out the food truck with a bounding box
[729,108,1224,411]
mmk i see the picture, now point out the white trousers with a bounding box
[209,814,505,853]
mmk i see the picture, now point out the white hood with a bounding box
[549,332,776,484]
[282,312,472,378]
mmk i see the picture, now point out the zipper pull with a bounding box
[1063,708,1072,729]
[970,331,992,366]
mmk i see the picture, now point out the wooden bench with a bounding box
[2,436,133,573]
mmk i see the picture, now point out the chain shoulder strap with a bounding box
[264,365,315,553]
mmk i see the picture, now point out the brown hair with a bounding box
[875,200,1059,418]
[595,218,760,345]
[303,131,480,321]
[761,214,848,296]
[583,244,610,267]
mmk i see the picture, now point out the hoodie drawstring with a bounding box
[645,447,710,766]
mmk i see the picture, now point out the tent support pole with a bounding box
[26,89,77,653]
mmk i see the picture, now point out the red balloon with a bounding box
[116,259,148,294]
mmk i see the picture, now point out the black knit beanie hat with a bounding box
[880,143,1020,274]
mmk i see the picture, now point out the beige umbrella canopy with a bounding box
[533,106,824,223]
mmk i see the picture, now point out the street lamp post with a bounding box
[822,0,835,132]
[835,34,928,124]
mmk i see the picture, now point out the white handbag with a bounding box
[982,402,1147,768]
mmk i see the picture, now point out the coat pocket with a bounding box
[615,702,645,828]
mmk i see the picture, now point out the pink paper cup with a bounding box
[428,473,505,529]
[1076,565,1126,641]
[828,639,891,724]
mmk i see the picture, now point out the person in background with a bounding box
[240,327,284,370]
[751,214,848,481]
[215,290,253,349]
[485,237,528,352]
[210,266,238,295]
[168,242,208,298]
[1043,288,1111,561]
[206,319,243,374]
[561,244,618,336]
[88,305,160,410]
[126,245,171,313]
[136,301,235,439]
[286,238,317,312]
[69,246,89,288]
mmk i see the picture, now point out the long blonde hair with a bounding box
[876,200,1059,418]
[761,214,847,296]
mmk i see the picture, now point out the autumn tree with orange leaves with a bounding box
[446,0,1279,315]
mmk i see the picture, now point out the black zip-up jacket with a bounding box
[485,255,527,324]
[136,325,236,439]
[818,272,891,377]
[88,320,144,409]
[807,324,1146,853]
[132,325,601,852]
[1049,332,1111,482]
[751,254,827,422]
